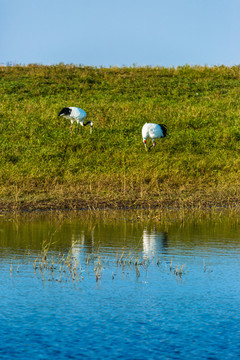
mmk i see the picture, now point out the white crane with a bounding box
[58,107,93,134]
[142,123,167,150]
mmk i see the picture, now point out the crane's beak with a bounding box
[90,123,93,134]
[143,140,147,151]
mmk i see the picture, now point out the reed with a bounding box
[169,259,186,277]
[28,240,184,284]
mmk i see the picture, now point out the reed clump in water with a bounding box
[11,242,183,284]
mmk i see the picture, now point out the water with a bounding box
[0,212,240,359]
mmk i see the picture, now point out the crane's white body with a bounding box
[66,107,87,125]
[142,123,166,150]
[142,123,165,140]
[58,107,93,133]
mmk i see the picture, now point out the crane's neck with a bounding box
[82,121,93,134]
[83,121,93,127]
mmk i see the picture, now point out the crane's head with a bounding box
[143,139,147,151]
[58,107,72,117]
[90,122,93,134]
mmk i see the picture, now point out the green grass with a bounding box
[0,64,240,211]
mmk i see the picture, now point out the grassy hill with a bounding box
[0,64,240,211]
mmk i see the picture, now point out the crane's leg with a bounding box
[147,140,156,151]
[78,121,84,133]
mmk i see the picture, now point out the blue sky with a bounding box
[1,0,240,67]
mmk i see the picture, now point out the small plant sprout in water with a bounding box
[174,264,185,277]
[10,261,13,275]
[156,256,161,266]
[94,256,103,282]
[17,263,21,273]
[169,258,186,277]
[203,260,212,273]
[85,254,91,265]
[135,265,140,278]
[203,259,206,272]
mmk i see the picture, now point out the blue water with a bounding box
[0,214,240,359]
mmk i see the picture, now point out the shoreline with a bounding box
[1,198,239,214]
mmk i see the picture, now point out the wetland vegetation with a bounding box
[1,64,240,212]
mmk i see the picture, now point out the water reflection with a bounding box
[142,229,168,257]
[1,215,240,257]
[70,226,96,259]
[70,226,169,260]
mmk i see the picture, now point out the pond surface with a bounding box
[0,212,240,359]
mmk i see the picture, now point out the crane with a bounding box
[58,107,93,134]
[142,123,167,150]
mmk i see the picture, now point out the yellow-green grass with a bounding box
[0,64,240,212]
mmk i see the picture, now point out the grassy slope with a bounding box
[0,64,240,211]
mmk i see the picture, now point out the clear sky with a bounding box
[1,0,240,67]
